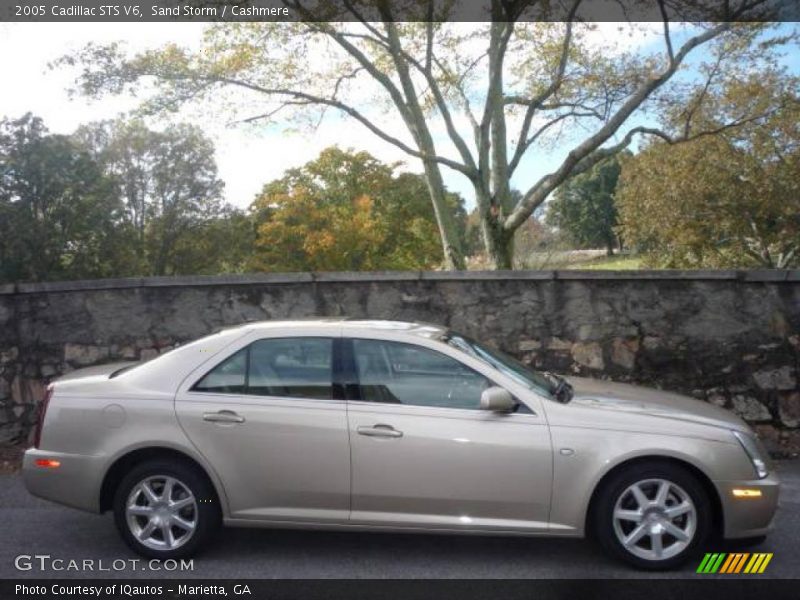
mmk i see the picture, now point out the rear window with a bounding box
[192,337,334,400]
[192,348,247,394]
[112,328,243,379]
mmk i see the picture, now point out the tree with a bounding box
[0,114,124,282]
[252,187,387,271]
[616,81,800,268]
[66,1,796,268]
[170,207,256,275]
[249,147,466,271]
[76,120,228,276]
[546,154,625,255]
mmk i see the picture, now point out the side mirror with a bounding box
[480,386,516,413]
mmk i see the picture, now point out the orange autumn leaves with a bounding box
[254,190,387,272]
[249,148,452,272]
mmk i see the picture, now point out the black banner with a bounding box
[3,579,800,600]
[2,0,799,23]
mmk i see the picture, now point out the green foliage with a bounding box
[617,96,800,268]
[76,119,235,276]
[0,114,124,282]
[0,115,250,283]
[249,147,467,271]
[546,154,625,254]
[170,208,255,275]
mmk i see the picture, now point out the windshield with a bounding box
[443,333,555,398]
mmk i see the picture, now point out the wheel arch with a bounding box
[99,446,225,514]
[584,454,724,539]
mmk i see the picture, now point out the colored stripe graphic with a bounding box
[733,553,750,573]
[710,553,726,573]
[745,554,761,573]
[697,553,726,573]
[757,554,773,573]
[696,553,714,573]
[697,552,773,574]
[720,553,740,573]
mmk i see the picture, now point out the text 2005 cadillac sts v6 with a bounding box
[24,319,779,569]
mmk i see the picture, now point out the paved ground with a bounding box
[1,462,798,579]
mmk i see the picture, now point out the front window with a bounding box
[444,334,554,398]
[351,339,491,410]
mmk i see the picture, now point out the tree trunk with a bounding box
[487,232,514,269]
[375,22,466,272]
[419,157,466,271]
[473,182,515,270]
[479,214,514,269]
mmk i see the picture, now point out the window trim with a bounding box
[190,336,338,401]
[332,337,360,401]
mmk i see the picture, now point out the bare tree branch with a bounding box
[505,20,734,231]
[205,74,475,175]
[658,0,675,63]
[229,99,315,125]
[477,14,516,200]
[680,52,724,138]
[507,5,580,176]
[425,2,434,73]
[380,19,479,175]
[560,102,788,185]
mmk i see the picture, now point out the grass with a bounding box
[564,254,643,270]
[512,249,643,270]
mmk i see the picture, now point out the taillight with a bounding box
[33,385,53,449]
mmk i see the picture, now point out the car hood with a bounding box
[567,376,749,432]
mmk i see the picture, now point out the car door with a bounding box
[344,337,553,532]
[175,334,350,523]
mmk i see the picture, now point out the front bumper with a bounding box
[715,470,780,539]
[22,448,104,513]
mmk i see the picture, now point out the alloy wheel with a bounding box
[611,478,697,561]
[125,475,198,551]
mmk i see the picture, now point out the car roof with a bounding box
[225,318,449,340]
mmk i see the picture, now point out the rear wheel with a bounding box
[113,459,220,559]
[593,461,712,570]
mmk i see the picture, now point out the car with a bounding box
[23,319,779,569]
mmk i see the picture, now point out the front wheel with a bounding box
[113,459,220,559]
[593,461,713,570]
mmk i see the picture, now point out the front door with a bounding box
[175,336,350,523]
[345,338,552,532]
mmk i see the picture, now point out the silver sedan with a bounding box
[23,319,779,569]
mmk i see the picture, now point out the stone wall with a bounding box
[1,270,799,455]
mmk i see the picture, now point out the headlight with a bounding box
[732,430,769,479]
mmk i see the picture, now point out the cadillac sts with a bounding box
[23,319,779,569]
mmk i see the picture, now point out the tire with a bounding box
[592,461,713,570]
[113,459,221,559]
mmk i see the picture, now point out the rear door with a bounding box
[344,337,553,532]
[175,333,350,523]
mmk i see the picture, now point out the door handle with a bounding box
[357,424,403,438]
[203,410,245,424]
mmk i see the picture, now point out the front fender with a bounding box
[547,425,751,535]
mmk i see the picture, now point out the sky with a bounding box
[0,21,796,210]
